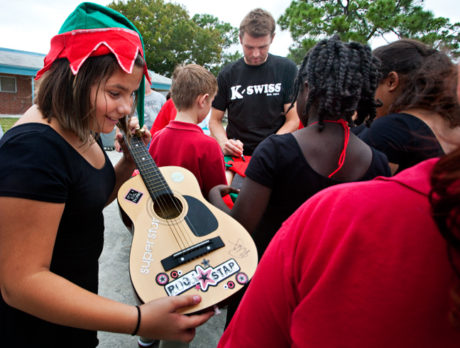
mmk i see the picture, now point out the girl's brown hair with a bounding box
[36,54,144,143]
[373,39,460,127]
[430,147,460,327]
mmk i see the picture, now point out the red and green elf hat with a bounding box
[36,2,151,126]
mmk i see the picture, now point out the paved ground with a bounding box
[98,150,226,348]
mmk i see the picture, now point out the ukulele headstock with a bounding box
[133,128,146,139]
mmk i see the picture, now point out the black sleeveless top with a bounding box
[0,123,115,347]
[357,113,444,173]
[246,133,390,256]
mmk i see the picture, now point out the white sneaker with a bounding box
[138,337,158,347]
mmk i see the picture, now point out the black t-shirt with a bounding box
[213,54,298,155]
[246,133,391,256]
[358,113,444,173]
[351,123,367,137]
[0,123,115,347]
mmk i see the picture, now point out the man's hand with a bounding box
[224,139,244,157]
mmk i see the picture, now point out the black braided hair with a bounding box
[290,35,381,129]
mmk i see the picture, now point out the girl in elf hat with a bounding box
[0,3,213,347]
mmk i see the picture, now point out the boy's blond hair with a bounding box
[170,64,217,111]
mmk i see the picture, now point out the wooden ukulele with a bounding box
[117,131,258,314]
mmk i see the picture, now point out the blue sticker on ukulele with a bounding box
[125,189,143,204]
[171,171,184,183]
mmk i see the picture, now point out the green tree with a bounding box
[278,0,460,64]
[191,14,241,75]
[109,0,240,76]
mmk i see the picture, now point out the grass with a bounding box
[0,117,19,133]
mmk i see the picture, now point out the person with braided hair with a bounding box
[209,35,390,327]
[217,146,460,348]
[356,39,460,174]
[217,51,460,348]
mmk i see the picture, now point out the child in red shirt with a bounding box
[150,97,177,137]
[148,64,226,197]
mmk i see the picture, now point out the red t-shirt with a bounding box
[148,120,226,197]
[219,158,460,347]
[150,98,177,136]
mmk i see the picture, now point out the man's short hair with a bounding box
[171,64,217,110]
[239,8,275,38]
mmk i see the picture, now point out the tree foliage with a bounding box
[191,13,241,75]
[278,0,460,64]
[109,0,240,76]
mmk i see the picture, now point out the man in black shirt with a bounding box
[209,8,299,156]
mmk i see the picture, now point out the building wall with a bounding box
[0,73,32,115]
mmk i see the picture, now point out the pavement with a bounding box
[97,150,226,348]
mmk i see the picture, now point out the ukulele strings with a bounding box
[147,167,193,248]
[150,168,200,249]
[130,135,195,249]
[147,169,196,249]
[123,134,182,246]
[130,138,188,248]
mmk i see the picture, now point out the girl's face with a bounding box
[90,65,144,134]
[374,82,393,118]
[374,72,400,119]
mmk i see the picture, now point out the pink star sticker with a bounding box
[195,265,217,291]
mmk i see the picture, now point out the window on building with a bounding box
[0,76,17,93]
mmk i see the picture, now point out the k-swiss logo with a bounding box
[230,83,282,100]
[231,85,244,100]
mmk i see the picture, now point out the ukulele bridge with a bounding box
[161,237,225,271]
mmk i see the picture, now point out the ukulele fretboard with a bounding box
[126,134,173,200]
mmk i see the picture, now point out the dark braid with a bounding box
[291,35,381,129]
[289,55,308,115]
[354,43,382,126]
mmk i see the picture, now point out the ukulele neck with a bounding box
[125,132,173,200]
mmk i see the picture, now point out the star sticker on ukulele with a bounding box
[195,265,217,291]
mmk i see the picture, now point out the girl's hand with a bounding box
[207,184,239,213]
[138,295,214,342]
[139,125,152,147]
[115,117,151,162]
[210,184,239,198]
[126,116,152,145]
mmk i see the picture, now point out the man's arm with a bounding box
[276,103,300,135]
[209,107,243,156]
[209,107,228,151]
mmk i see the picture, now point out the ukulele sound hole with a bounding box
[153,194,183,219]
